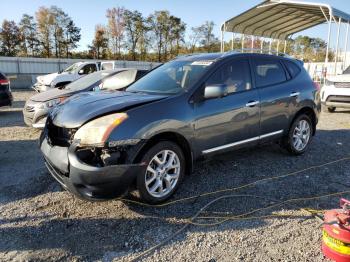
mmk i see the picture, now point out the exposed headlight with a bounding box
[42,97,66,109]
[325,79,334,86]
[74,113,128,146]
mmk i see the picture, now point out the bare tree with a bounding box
[106,7,125,59]
[36,6,54,57]
[89,25,108,59]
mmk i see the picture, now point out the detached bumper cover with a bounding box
[40,137,146,200]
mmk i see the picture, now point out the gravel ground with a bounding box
[1,90,350,261]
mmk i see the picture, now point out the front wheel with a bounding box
[282,114,313,155]
[327,107,336,113]
[137,141,185,204]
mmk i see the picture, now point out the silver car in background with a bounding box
[23,68,148,128]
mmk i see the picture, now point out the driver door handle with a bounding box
[246,101,260,107]
[290,92,300,97]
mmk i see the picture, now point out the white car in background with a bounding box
[321,74,350,112]
[33,61,113,92]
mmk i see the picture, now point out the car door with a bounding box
[193,58,261,154]
[251,57,294,139]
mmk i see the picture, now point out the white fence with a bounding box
[0,57,161,75]
[0,57,161,89]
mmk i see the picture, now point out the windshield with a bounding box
[127,60,213,94]
[63,63,80,73]
[65,71,112,91]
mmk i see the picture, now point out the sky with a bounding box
[1,0,350,51]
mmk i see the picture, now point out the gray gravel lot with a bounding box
[1,90,350,261]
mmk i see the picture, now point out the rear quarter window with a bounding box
[283,60,301,78]
[253,59,287,88]
[0,72,7,80]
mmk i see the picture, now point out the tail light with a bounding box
[313,81,321,91]
[0,79,9,86]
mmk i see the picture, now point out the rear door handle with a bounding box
[246,101,260,107]
[290,92,300,97]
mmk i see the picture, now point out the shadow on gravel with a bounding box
[0,110,27,127]
[1,129,350,260]
[0,140,50,205]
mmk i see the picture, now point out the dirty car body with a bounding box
[40,52,321,202]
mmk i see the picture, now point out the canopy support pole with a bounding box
[221,30,224,53]
[231,33,234,50]
[241,34,245,51]
[325,12,332,72]
[283,40,287,53]
[251,36,254,50]
[344,22,349,70]
[277,40,280,53]
[269,39,272,54]
[260,38,264,53]
[335,17,341,75]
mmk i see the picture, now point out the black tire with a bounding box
[282,114,313,155]
[137,141,185,204]
[327,107,336,113]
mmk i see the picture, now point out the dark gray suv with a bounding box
[40,52,321,203]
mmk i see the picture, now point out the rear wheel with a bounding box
[282,114,313,155]
[327,107,336,113]
[137,141,185,204]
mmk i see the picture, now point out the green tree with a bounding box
[123,10,146,60]
[64,20,81,58]
[19,14,40,56]
[0,20,21,56]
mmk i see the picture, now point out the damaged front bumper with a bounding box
[40,136,147,201]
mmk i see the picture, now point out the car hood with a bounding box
[37,72,59,85]
[30,88,79,102]
[50,91,168,128]
[327,74,350,82]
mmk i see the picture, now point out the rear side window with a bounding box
[253,59,287,88]
[283,60,301,78]
[102,70,135,90]
[206,59,252,94]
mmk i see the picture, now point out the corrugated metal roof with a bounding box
[222,0,350,40]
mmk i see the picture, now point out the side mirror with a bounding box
[204,84,228,99]
[78,69,84,75]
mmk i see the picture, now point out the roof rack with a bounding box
[225,48,292,58]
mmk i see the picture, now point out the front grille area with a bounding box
[46,118,76,147]
[327,95,350,103]
[334,82,350,88]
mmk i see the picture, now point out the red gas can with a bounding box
[322,198,350,262]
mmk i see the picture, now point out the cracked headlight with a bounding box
[74,113,128,146]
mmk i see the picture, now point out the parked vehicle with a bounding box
[32,61,108,92]
[24,68,148,128]
[40,52,321,203]
[321,74,350,112]
[0,72,13,108]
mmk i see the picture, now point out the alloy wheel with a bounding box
[292,119,311,151]
[145,150,181,198]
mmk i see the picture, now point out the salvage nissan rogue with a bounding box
[40,52,321,203]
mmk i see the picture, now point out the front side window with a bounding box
[206,59,252,94]
[81,64,97,75]
[127,60,212,94]
[253,59,287,87]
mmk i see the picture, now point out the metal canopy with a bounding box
[221,0,350,40]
